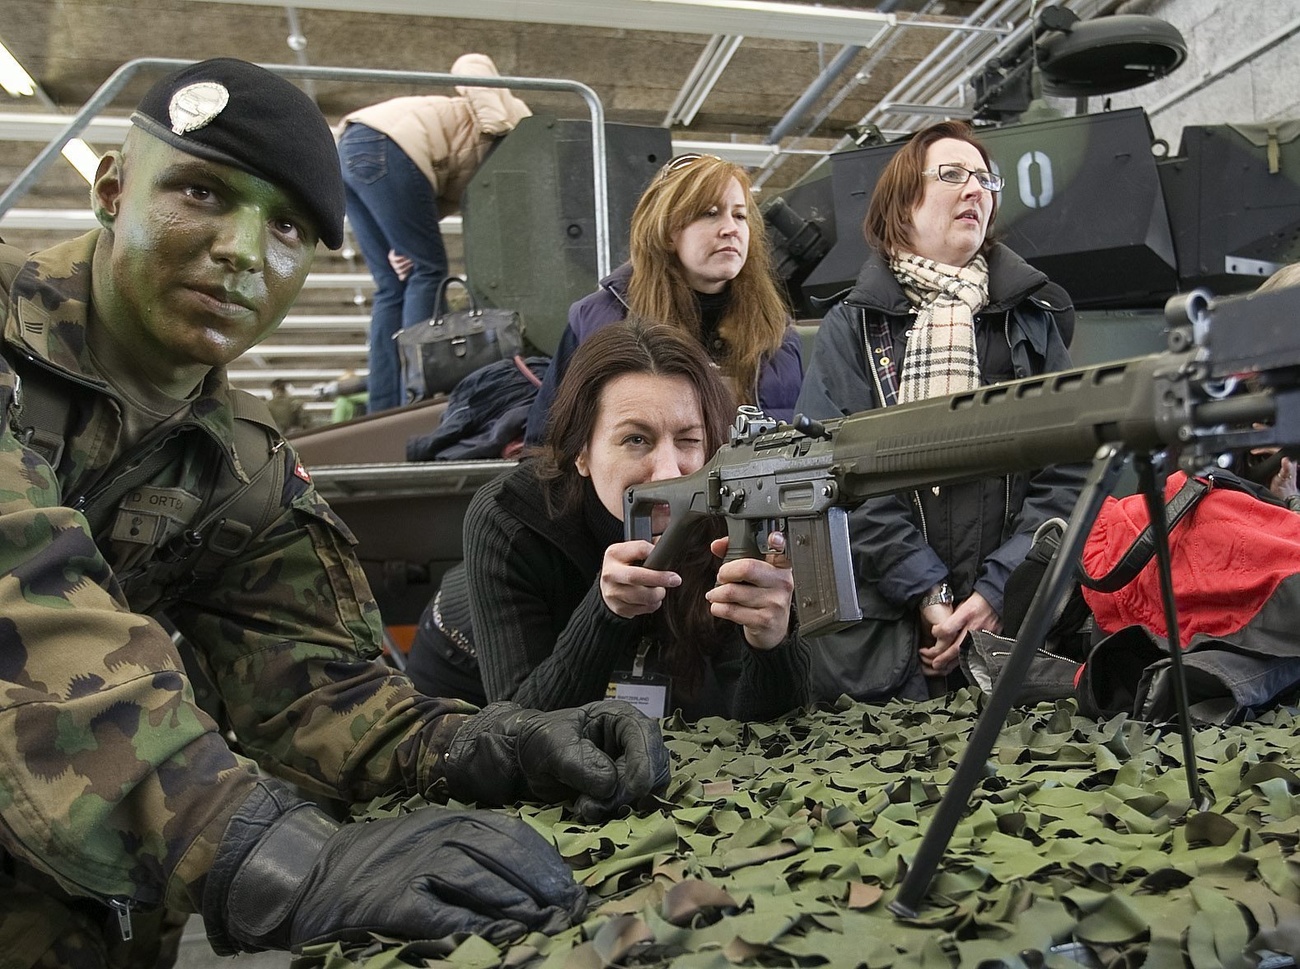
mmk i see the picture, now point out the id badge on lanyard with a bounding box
[607,637,672,719]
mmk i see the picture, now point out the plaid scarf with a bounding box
[890,251,989,404]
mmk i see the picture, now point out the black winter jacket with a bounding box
[795,244,1087,700]
[465,461,810,722]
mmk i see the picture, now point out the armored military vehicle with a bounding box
[297,8,1300,652]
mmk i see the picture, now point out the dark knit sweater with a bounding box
[464,460,810,722]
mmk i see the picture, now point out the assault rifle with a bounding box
[624,285,1300,915]
[624,287,1300,636]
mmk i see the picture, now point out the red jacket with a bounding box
[1081,471,1300,641]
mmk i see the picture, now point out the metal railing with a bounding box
[0,58,613,279]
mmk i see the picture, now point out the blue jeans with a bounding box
[339,123,450,413]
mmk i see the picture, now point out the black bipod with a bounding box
[890,442,1208,918]
[1132,452,1204,805]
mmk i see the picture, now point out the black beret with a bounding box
[132,58,344,249]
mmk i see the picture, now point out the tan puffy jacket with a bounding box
[339,53,531,215]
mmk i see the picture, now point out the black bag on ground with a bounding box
[395,277,524,402]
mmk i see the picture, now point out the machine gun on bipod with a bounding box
[625,286,1300,635]
[624,282,1300,913]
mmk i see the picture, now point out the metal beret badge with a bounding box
[168,81,230,134]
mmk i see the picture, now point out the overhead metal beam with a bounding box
[764,43,861,144]
[228,368,367,381]
[672,139,780,167]
[237,344,368,357]
[877,101,973,117]
[664,34,744,127]
[299,272,375,290]
[0,208,100,230]
[276,314,371,331]
[181,0,896,46]
[0,111,130,142]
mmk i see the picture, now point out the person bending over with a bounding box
[338,53,530,412]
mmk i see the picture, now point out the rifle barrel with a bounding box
[830,353,1187,500]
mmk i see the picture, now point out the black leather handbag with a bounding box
[394,276,524,402]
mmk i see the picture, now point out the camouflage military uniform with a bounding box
[0,232,476,967]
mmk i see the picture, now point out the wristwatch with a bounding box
[920,582,954,608]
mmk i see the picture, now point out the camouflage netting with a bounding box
[294,692,1300,969]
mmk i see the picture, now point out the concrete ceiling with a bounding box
[0,0,1108,415]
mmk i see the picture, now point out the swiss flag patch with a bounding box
[293,461,312,483]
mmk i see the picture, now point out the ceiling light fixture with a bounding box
[664,34,744,127]
[0,35,104,184]
[59,139,100,183]
[183,0,895,46]
[0,41,36,97]
[877,102,973,118]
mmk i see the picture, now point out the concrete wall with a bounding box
[1102,0,1300,148]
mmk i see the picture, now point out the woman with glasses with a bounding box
[523,153,801,444]
[795,120,1085,702]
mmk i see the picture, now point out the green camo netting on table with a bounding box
[293,692,1300,969]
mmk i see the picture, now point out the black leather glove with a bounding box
[443,700,671,821]
[204,780,586,954]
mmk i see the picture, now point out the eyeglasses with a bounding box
[658,152,723,179]
[922,163,1004,192]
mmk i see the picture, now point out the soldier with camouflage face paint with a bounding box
[0,58,669,968]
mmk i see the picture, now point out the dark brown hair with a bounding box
[864,119,999,258]
[536,318,733,514]
[627,154,789,406]
[535,318,736,693]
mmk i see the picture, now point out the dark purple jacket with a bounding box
[524,263,803,444]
